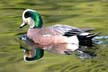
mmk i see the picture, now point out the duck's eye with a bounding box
[24,11,30,18]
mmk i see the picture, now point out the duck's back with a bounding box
[48,24,83,35]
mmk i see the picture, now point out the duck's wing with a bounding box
[47,24,98,47]
[48,24,83,35]
[81,28,95,32]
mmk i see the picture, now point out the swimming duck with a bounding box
[19,9,96,59]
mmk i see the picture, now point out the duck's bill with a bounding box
[19,22,27,28]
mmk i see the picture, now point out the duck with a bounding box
[19,9,97,61]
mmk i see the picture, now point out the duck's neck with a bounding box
[31,11,43,28]
[34,16,43,28]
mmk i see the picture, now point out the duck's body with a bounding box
[27,24,81,44]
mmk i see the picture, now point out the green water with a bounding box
[0,0,108,72]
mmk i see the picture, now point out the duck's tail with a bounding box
[64,30,99,47]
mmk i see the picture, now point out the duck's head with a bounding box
[20,9,43,29]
